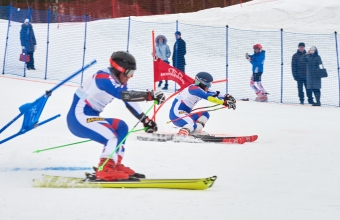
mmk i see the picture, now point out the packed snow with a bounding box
[1,0,340,219]
[135,0,340,33]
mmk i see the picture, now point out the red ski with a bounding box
[136,134,258,144]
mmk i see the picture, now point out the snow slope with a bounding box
[0,74,340,220]
[135,0,340,33]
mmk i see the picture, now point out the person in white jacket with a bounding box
[154,35,171,90]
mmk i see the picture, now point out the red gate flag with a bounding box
[153,58,194,89]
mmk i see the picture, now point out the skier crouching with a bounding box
[67,51,165,181]
[169,72,236,136]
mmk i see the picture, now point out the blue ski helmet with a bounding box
[195,72,213,89]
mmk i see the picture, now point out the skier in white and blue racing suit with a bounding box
[67,51,165,181]
[169,72,236,136]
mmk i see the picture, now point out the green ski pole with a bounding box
[98,101,157,171]
[33,129,146,153]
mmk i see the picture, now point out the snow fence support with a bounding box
[280,28,284,103]
[2,4,12,75]
[44,7,51,80]
[127,17,131,52]
[174,20,179,91]
[335,31,340,107]
[81,14,88,84]
[226,25,229,94]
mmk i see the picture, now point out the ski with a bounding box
[33,175,217,190]
[136,133,258,144]
[41,174,212,183]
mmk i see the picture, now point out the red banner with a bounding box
[153,59,194,90]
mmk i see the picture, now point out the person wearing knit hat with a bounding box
[20,18,37,70]
[291,42,314,104]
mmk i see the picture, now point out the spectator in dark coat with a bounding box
[291,42,314,104]
[172,31,186,73]
[20,18,37,70]
[300,46,323,106]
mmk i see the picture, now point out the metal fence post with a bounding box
[280,28,284,103]
[2,4,12,75]
[81,14,88,84]
[127,16,131,52]
[335,31,340,107]
[226,25,229,94]
[44,7,51,80]
[175,20,178,91]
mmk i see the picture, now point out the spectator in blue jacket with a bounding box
[246,44,267,101]
[20,18,37,70]
[154,35,171,90]
[291,42,314,104]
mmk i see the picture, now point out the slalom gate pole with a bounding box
[166,106,227,124]
[152,30,156,122]
[98,101,157,171]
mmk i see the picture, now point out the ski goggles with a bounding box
[110,59,135,77]
[195,77,211,88]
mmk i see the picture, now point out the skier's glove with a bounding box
[147,91,165,105]
[245,53,251,62]
[223,94,236,110]
[142,116,158,133]
[212,91,220,97]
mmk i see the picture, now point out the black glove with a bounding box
[212,91,220,97]
[142,117,158,133]
[223,94,236,110]
[147,91,165,105]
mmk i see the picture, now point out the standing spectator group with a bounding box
[20,18,37,70]
[155,31,186,91]
[292,43,325,106]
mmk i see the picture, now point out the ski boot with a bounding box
[178,128,190,136]
[95,158,129,181]
[116,156,145,178]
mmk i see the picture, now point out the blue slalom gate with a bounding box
[0,60,97,145]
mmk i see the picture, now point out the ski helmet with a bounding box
[110,51,136,77]
[195,72,213,89]
[253,44,262,50]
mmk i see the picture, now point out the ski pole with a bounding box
[165,104,220,124]
[33,128,146,153]
[191,104,219,112]
[98,101,157,171]
[166,106,227,124]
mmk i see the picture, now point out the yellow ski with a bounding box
[33,175,217,190]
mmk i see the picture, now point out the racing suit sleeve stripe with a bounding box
[95,74,127,99]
